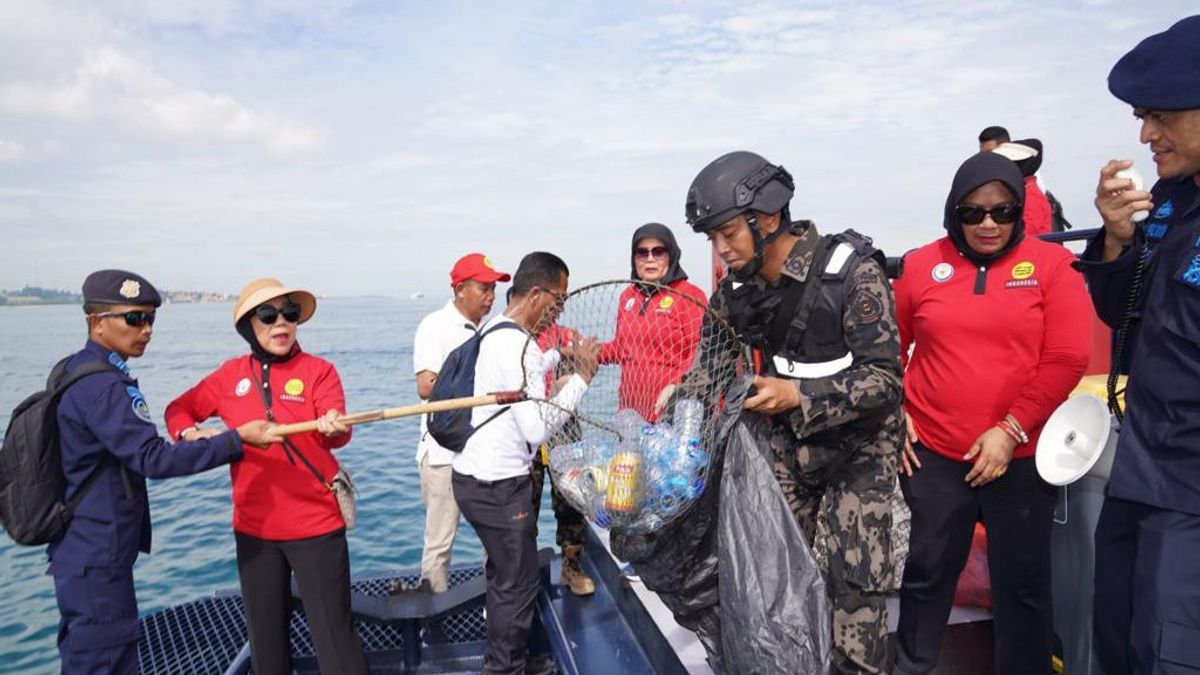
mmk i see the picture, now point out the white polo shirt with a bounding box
[413,299,481,466]
[452,315,587,482]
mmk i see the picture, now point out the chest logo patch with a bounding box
[624,298,636,311]
[659,296,674,310]
[931,262,954,283]
[235,377,251,397]
[284,379,305,396]
[1011,261,1035,280]
[1155,200,1174,220]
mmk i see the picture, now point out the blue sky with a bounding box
[0,1,1193,297]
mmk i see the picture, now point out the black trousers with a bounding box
[895,444,1056,675]
[1094,497,1200,675]
[235,529,369,675]
[453,470,540,675]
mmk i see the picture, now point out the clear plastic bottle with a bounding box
[674,398,704,440]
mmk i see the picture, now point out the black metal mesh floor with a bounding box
[137,567,487,675]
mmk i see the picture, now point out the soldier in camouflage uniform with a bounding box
[678,151,904,675]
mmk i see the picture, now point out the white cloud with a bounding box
[0,46,327,156]
[0,139,26,163]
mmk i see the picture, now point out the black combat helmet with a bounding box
[685,151,795,279]
[685,151,794,233]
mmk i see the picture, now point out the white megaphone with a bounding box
[1036,394,1118,486]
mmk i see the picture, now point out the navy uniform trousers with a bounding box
[52,564,139,675]
[1095,497,1200,674]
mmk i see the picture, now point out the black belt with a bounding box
[452,470,526,487]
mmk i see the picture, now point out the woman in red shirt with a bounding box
[892,153,1091,675]
[165,278,368,675]
[599,223,707,422]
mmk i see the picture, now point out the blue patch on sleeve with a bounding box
[130,397,152,423]
[1182,255,1200,287]
[125,385,152,423]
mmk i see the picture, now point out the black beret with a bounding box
[82,269,162,307]
[1109,15,1200,111]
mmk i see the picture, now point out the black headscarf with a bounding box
[944,152,1026,267]
[630,223,688,292]
[1011,138,1043,177]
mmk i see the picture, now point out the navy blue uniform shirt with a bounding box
[1076,177,1200,515]
[48,340,243,572]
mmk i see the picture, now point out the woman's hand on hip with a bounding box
[900,410,922,477]
[963,426,1017,488]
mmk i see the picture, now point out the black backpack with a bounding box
[427,322,525,452]
[0,357,117,545]
[1046,190,1073,232]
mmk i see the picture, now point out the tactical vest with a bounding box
[723,229,885,379]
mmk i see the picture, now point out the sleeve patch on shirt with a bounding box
[126,386,152,423]
[854,294,883,324]
[1181,254,1200,287]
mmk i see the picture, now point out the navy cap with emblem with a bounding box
[1109,15,1200,111]
[82,269,162,307]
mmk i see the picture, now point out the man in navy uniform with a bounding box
[1075,15,1200,675]
[50,269,279,674]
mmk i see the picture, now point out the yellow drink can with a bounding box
[605,451,642,513]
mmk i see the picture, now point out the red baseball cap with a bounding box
[450,253,511,287]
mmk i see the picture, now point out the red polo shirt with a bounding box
[598,279,707,421]
[166,350,351,540]
[894,235,1091,461]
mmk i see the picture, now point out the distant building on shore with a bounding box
[0,286,232,306]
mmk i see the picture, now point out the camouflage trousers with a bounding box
[530,452,587,548]
[774,412,903,675]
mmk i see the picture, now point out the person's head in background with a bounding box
[978,125,1011,152]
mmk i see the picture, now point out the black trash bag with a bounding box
[610,378,750,671]
[613,376,832,674]
[719,408,831,674]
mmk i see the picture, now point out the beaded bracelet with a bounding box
[998,418,1028,445]
[996,422,1023,444]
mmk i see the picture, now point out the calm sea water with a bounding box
[0,298,566,674]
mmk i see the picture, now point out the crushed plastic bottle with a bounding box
[548,398,710,534]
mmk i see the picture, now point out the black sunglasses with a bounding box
[956,203,1021,225]
[634,245,669,260]
[95,310,156,327]
[254,303,302,325]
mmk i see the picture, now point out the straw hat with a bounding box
[233,278,317,326]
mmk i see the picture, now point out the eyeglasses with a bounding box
[634,246,669,260]
[539,287,569,305]
[254,303,302,325]
[956,203,1021,225]
[94,310,156,327]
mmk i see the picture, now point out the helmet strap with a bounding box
[732,211,787,281]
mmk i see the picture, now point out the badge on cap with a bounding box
[120,279,141,299]
[483,256,495,269]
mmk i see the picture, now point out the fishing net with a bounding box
[525,280,745,535]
